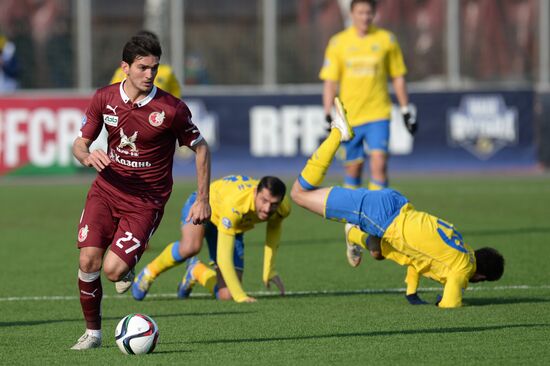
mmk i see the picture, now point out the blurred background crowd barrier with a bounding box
[0,0,549,176]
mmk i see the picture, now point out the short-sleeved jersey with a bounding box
[209,175,291,236]
[382,204,476,307]
[319,25,407,126]
[111,64,181,98]
[79,81,202,206]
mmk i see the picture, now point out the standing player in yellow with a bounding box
[320,0,416,191]
[111,30,181,99]
[132,175,290,303]
[290,98,504,308]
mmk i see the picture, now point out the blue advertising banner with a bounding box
[175,90,536,178]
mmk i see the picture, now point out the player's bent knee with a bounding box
[103,267,127,282]
[78,250,103,273]
[216,288,233,301]
[178,239,202,258]
[102,256,130,282]
[290,181,306,205]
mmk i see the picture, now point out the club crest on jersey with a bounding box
[149,110,165,127]
[222,217,232,229]
[78,225,89,242]
[118,128,138,152]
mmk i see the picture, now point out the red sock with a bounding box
[78,277,103,330]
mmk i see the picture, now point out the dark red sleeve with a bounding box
[80,90,104,141]
[172,101,203,147]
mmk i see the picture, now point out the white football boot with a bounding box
[332,97,354,142]
[70,333,101,350]
[115,268,135,294]
[345,223,363,268]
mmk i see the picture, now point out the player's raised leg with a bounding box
[291,97,353,214]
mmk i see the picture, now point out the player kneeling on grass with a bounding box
[289,98,504,308]
[132,175,290,303]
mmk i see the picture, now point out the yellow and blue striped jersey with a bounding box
[382,204,476,308]
[110,64,181,99]
[319,25,407,126]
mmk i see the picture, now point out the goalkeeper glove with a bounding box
[405,293,428,305]
[401,105,418,135]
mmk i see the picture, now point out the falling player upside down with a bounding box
[289,98,504,308]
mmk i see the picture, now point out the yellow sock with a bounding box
[368,180,387,191]
[192,261,217,294]
[347,226,368,250]
[405,266,420,295]
[299,129,342,188]
[147,241,183,278]
[343,183,360,189]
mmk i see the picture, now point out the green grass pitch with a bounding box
[1,175,550,365]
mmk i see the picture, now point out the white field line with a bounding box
[1,284,549,302]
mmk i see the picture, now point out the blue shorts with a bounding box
[181,192,244,270]
[342,119,390,163]
[325,187,408,237]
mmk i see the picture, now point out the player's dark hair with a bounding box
[351,0,377,11]
[122,34,162,65]
[474,247,504,281]
[135,30,160,42]
[258,176,286,199]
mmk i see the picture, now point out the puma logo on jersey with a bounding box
[80,288,99,298]
[118,128,138,152]
[106,104,118,115]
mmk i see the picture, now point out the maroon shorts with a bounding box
[76,180,165,268]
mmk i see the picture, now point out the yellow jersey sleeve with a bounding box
[262,196,290,283]
[110,67,125,84]
[165,70,181,99]
[263,219,282,284]
[405,266,420,296]
[216,231,249,302]
[319,36,342,81]
[386,32,407,78]
[156,64,181,98]
[438,274,469,308]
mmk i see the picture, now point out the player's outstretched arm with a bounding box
[263,219,285,295]
[393,76,417,135]
[72,137,111,172]
[187,140,211,224]
[437,275,465,308]
[217,232,256,303]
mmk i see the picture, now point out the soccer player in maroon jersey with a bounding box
[70,34,211,350]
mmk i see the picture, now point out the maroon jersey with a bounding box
[80,82,202,206]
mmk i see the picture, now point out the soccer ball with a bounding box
[115,313,159,355]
